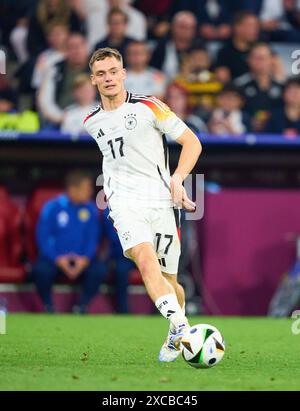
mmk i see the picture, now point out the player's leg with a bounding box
[162,272,185,311]
[127,243,175,300]
[127,242,187,328]
[108,206,187,328]
[153,207,189,362]
[157,272,188,362]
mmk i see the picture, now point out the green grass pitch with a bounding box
[0,314,299,391]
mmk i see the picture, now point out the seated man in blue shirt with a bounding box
[33,170,106,313]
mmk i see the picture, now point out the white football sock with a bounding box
[155,293,187,328]
[170,302,186,332]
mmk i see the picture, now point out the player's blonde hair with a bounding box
[89,47,123,71]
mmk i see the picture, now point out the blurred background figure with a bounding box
[93,7,134,62]
[264,77,300,137]
[26,0,85,58]
[234,42,284,132]
[150,11,198,80]
[61,74,97,135]
[0,88,18,115]
[208,85,251,136]
[37,33,89,128]
[173,45,223,121]
[196,0,232,41]
[82,0,146,51]
[0,86,39,132]
[12,0,85,108]
[106,0,147,41]
[133,0,173,40]
[124,41,167,99]
[164,83,207,135]
[32,170,106,314]
[214,11,260,83]
[260,0,300,42]
[31,22,69,90]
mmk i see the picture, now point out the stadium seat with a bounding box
[0,186,25,283]
[24,186,63,262]
[129,268,143,285]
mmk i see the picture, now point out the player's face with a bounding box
[91,57,126,98]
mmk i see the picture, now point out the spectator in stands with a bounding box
[93,8,134,62]
[164,82,208,135]
[234,42,283,132]
[242,0,263,15]
[208,85,251,136]
[61,74,97,135]
[1,1,35,63]
[134,0,173,39]
[214,11,260,83]
[124,41,167,99]
[82,0,146,51]
[264,77,300,137]
[0,87,39,132]
[31,22,69,90]
[150,11,198,81]
[107,0,147,41]
[26,0,85,58]
[196,0,232,41]
[13,0,85,100]
[260,0,300,42]
[173,46,223,121]
[33,170,106,314]
[38,33,89,128]
[170,0,232,40]
[0,88,18,114]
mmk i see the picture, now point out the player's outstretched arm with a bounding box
[171,128,202,211]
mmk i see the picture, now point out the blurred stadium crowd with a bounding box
[0,0,300,137]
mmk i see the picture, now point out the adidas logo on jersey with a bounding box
[97,128,105,138]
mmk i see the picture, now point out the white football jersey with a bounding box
[83,93,187,208]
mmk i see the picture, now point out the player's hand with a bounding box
[170,174,196,212]
[182,186,196,212]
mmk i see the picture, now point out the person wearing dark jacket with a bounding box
[93,8,134,66]
[150,11,198,80]
[214,11,260,82]
[264,77,300,137]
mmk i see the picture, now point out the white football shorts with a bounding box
[108,206,181,274]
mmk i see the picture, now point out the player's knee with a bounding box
[129,243,159,281]
[127,243,151,265]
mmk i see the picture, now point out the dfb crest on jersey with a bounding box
[124,113,137,130]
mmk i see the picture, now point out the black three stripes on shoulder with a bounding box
[129,93,152,103]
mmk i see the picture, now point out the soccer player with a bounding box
[83,47,202,362]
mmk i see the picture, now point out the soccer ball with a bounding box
[181,323,225,369]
